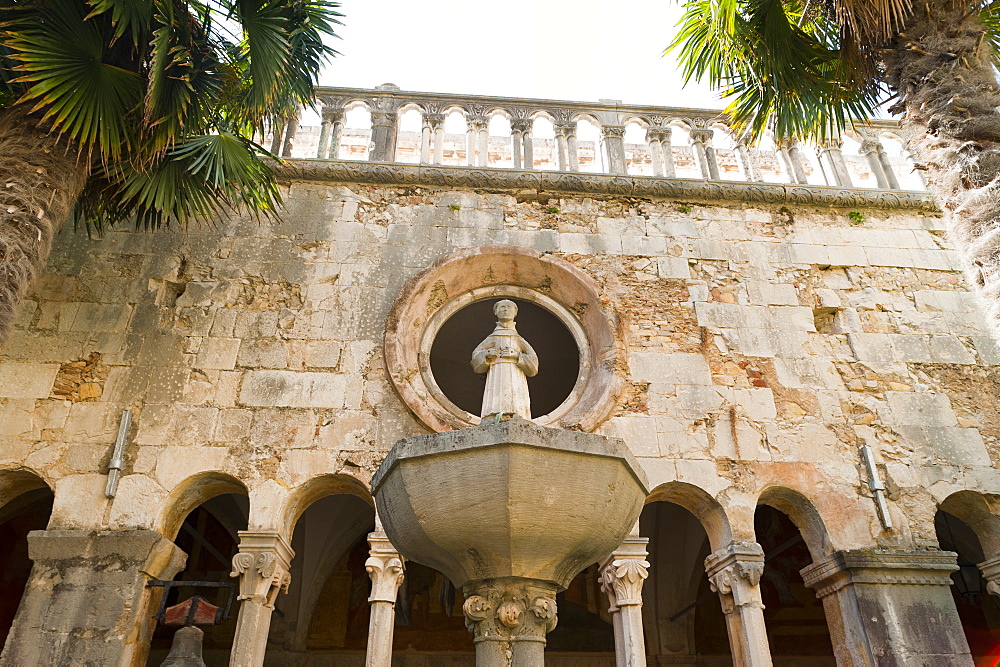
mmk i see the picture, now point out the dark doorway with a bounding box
[429,298,580,419]
[0,486,54,649]
[935,509,1000,663]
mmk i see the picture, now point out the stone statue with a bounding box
[471,300,538,420]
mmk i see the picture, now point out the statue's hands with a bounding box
[485,349,499,362]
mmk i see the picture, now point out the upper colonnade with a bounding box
[266,84,925,194]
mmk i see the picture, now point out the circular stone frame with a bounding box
[385,245,624,432]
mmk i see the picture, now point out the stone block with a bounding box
[733,388,777,421]
[195,337,241,370]
[602,416,659,457]
[657,257,691,279]
[972,336,1000,365]
[630,352,712,385]
[237,339,289,369]
[0,363,60,398]
[240,370,348,408]
[887,334,932,363]
[826,244,869,267]
[675,385,726,415]
[883,392,957,427]
[926,335,975,364]
[722,328,778,358]
[847,333,895,362]
[896,426,991,467]
[746,282,798,306]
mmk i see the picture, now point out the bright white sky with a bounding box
[320,0,725,110]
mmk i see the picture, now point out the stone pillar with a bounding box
[689,129,719,180]
[566,125,579,172]
[659,127,676,178]
[329,112,345,159]
[317,107,335,159]
[704,541,772,667]
[420,115,433,164]
[776,137,807,184]
[463,578,558,666]
[817,139,853,187]
[429,114,445,165]
[646,129,664,177]
[602,125,627,175]
[370,110,398,162]
[800,549,971,665]
[860,139,891,189]
[466,116,488,167]
[876,143,901,189]
[600,535,650,667]
[269,120,284,155]
[513,120,532,170]
[736,141,761,182]
[554,123,570,172]
[280,111,298,158]
[229,531,293,667]
[0,529,186,667]
[478,121,490,167]
[364,530,405,667]
[978,555,1000,595]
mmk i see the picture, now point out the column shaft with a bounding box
[602,126,627,175]
[370,111,398,162]
[433,124,445,165]
[329,119,344,159]
[601,535,650,667]
[523,131,534,170]
[280,112,298,158]
[861,140,891,188]
[229,532,294,667]
[566,129,579,172]
[511,129,523,169]
[660,128,676,178]
[364,531,405,667]
[556,131,569,171]
[647,130,664,177]
[420,122,431,164]
[877,147,901,189]
[705,542,772,667]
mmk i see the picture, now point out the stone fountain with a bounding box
[371,301,648,665]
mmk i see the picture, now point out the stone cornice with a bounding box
[800,549,959,598]
[276,160,939,211]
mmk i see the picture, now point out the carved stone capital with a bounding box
[230,531,294,609]
[979,556,1000,596]
[462,578,558,643]
[365,531,405,604]
[599,535,650,609]
[554,122,576,138]
[321,107,344,124]
[423,113,445,129]
[601,125,626,139]
[689,129,715,145]
[817,138,843,152]
[467,115,489,132]
[704,541,765,614]
[510,119,533,134]
[371,111,396,127]
[775,136,800,150]
[859,139,884,155]
[800,549,959,599]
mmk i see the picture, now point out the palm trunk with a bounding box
[0,105,89,345]
[884,0,1000,336]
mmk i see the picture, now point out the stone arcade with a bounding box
[1,86,999,665]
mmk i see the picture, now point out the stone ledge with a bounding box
[800,549,959,598]
[277,160,939,211]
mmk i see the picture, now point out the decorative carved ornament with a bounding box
[231,551,292,609]
[462,583,558,641]
[704,541,766,614]
[365,532,406,604]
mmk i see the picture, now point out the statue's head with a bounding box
[494,299,517,323]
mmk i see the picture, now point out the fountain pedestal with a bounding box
[371,418,649,665]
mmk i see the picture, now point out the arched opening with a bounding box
[428,297,580,420]
[880,133,925,191]
[488,113,512,168]
[575,116,603,173]
[265,493,376,659]
[442,110,468,165]
[394,107,423,164]
[531,116,556,171]
[668,125,701,180]
[340,104,373,161]
[935,509,1000,662]
[841,134,878,188]
[755,504,836,664]
[147,490,249,665]
[641,500,730,662]
[546,565,616,662]
[623,121,651,176]
[0,475,53,649]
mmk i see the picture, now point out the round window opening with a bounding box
[429,298,580,420]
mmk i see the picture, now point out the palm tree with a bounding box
[0,0,341,344]
[669,0,1000,336]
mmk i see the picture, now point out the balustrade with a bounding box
[266,86,924,192]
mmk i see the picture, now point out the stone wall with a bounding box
[0,175,995,551]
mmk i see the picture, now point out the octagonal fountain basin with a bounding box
[370,418,649,591]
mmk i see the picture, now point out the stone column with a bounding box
[978,555,1000,595]
[860,139,891,189]
[420,115,433,164]
[364,530,405,667]
[280,111,298,158]
[429,114,445,165]
[513,120,532,169]
[329,112,345,159]
[463,578,558,666]
[466,116,488,167]
[817,139,853,187]
[600,535,650,667]
[659,127,676,178]
[370,110,398,162]
[269,120,284,155]
[690,129,719,180]
[554,123,570,171]
[478,120,490,167]
[602,125,627,175]
[776,137,807,184]
[800,549,971,665]
[704,541,772,667]
[1,529,186,667]
[876,143,901,189]
[646,129,664,177]
[317,106,335,159]
[736,141,761,182]
[229,531,294,667]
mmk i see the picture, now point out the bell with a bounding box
[161,626,206,666]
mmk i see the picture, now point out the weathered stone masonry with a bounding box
[0,95,998,665]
